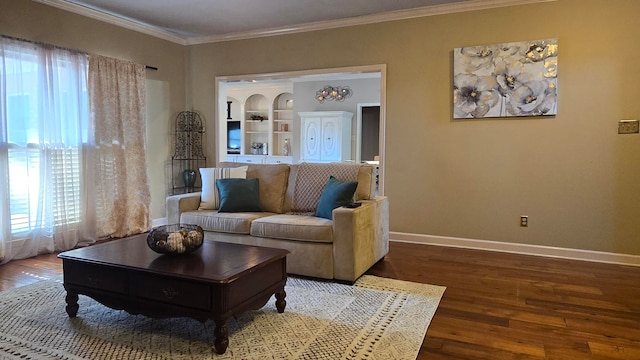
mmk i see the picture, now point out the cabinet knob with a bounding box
[327,137,331,140]
[310,137,314,140]
[162,287,179,299]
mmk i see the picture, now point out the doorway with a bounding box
[356,103,380,163]
[216,64,387,194]
[360,106,380,161]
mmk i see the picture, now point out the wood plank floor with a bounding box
[1,241,639,359]
[367,242,640,359]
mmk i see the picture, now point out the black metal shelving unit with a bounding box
[171,111,206,195]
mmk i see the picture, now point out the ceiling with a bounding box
[36,0,548,44]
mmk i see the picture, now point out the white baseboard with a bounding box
[390,232,640,267]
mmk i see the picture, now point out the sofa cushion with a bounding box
[356,165,376,201]
[250,214,333,243]
[315,176,358,219]
[217,178,262,212]
[198,166,248,210]
[290,162,360,213]
[218,162,290,214]
[180,210,272,234]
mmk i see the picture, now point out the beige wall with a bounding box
[189,0,640,255]
[1,0,187,220]
[3,0,639,256]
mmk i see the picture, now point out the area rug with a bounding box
[0,275,445,360]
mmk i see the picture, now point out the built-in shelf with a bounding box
[224,85,293,160]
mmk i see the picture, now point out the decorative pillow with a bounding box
[292,162,360,213]
[198,166,248,210]
[216,178,262,212]
[315,176,358,220]
[246,164,290,213]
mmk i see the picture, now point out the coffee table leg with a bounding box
[275,288,287,313]
[213,319,229,354]
[64,288,79,317]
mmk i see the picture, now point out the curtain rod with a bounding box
[2,34,86,55]
[2,34,158,71]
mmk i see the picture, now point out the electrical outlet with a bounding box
[520,216,528,227]
[618,119,639,134]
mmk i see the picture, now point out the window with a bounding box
[1,37,89,239]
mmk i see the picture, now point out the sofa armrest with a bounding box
[166,192,202,224]
[331,196,389,282]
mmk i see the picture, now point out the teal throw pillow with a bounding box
[216,178,262,212]
[315,176,358,219]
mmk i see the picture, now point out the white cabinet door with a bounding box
[301,116,322,161]
[299,111,352,162]
[321,117,340,161]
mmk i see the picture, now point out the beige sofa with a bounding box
[166,161,389,282]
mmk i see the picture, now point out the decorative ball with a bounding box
[147,224,204,255]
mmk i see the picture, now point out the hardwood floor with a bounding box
[1,241,639,359]
[0,252,62,290]
[367,242,640,359]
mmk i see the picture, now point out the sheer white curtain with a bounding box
[0,36,96,263]
[88,55,151,239]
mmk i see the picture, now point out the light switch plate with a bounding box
[618,119,639,134]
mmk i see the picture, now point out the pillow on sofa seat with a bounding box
[315,176,358,219]
[217,178,262,212]
[199,166,248,210]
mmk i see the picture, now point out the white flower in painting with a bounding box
[494,60,534,97]
[453,73,500,118]
[496,44,522,59]
[458,45,499,72]
[506,80,557,116]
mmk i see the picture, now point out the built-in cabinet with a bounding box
[226,155,292,164]
[223,83,294,164]
[299,111,353,162]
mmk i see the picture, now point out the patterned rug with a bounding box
[0,275,445,360]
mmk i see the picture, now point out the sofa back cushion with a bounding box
[355,165,376,201]
[289,162,362,213]
[282,163,376,213]
[218,162,290,213]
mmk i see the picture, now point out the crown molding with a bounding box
[35,0,555,46]
[32,0,188,45]
[187,0,556,44]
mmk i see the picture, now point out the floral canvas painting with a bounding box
[453,39,558,118]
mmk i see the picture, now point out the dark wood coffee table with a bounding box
[58,234,288,354]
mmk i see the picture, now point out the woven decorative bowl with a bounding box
[147,224,204,255]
